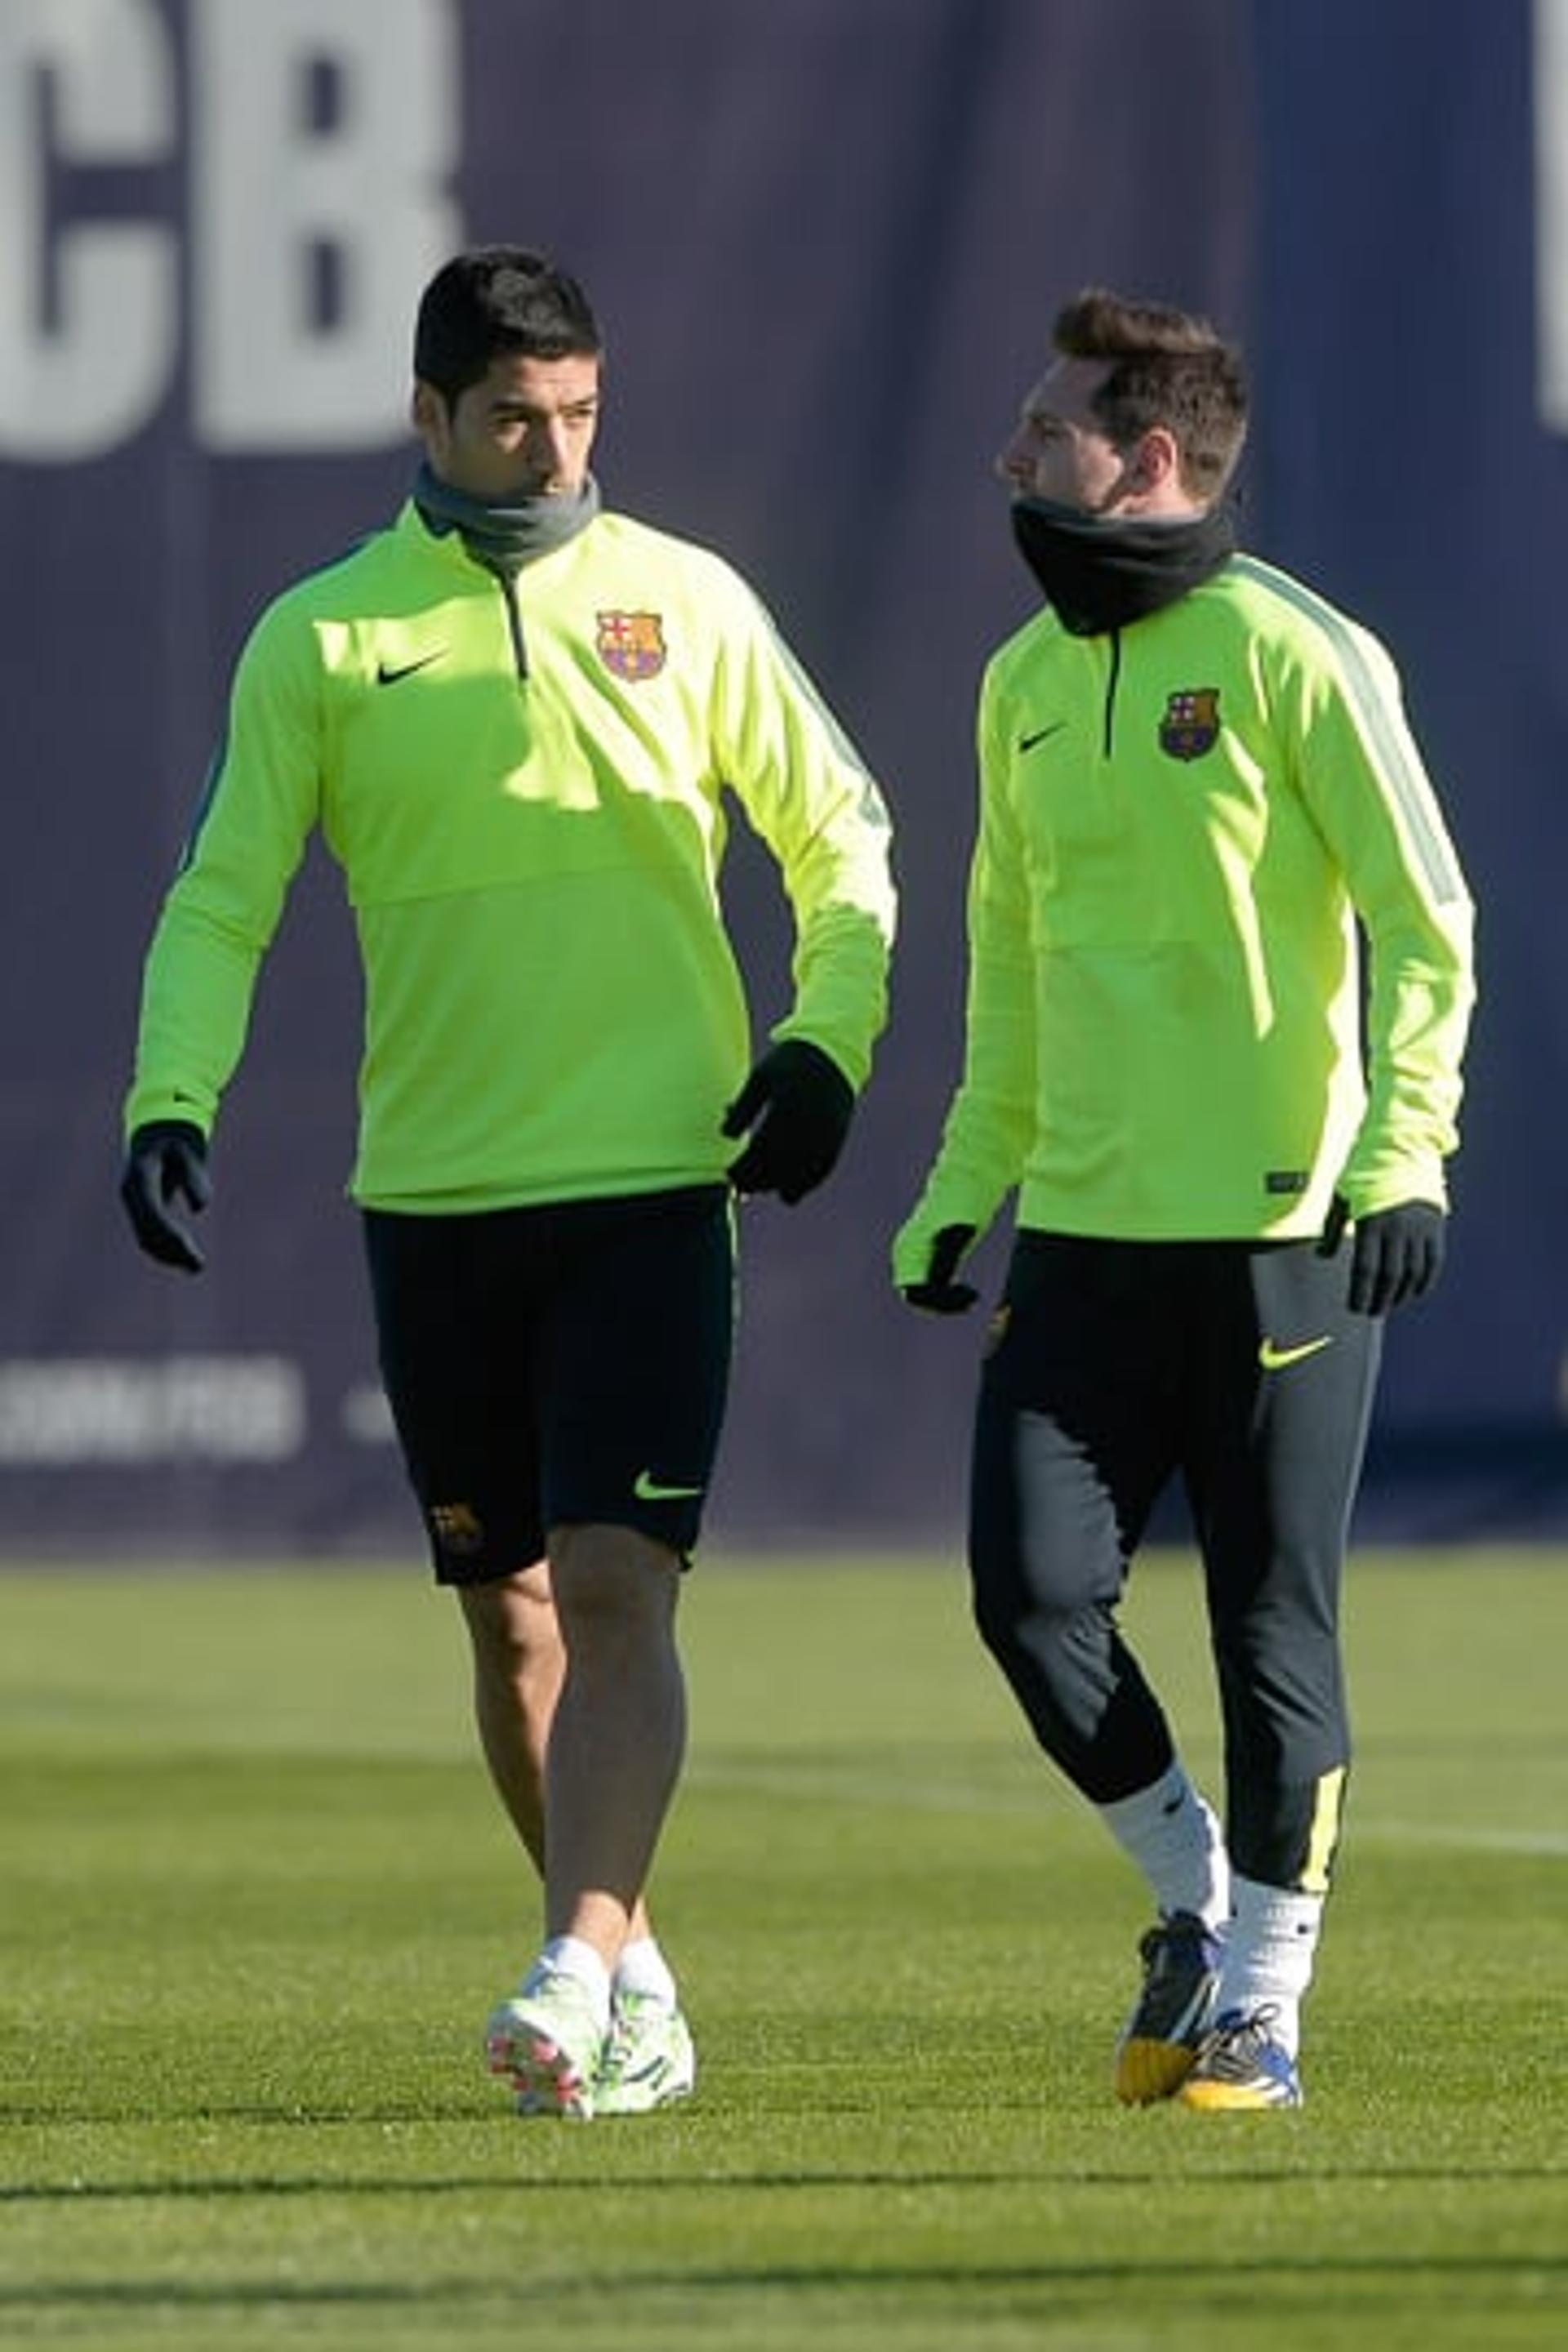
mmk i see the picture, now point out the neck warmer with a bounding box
[1011,495,1236,636]
[412,460,601,578]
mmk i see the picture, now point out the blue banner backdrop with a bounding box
[0,0,1558,1552]
[1250,0,1568,1534]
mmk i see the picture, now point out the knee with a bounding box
[971,1575,1023,1667]
[548,1524,681,1646]
[972,1573,1087,1695]
[969,1497,1098,1677]
[461,1563,561,1686]
[1214,1615,1344,1730]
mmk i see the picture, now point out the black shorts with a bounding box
[363,1187,735,1584]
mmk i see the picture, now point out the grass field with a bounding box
[0,1549,1563,2350]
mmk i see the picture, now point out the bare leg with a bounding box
[541,1522,685,1965]
[457,1557,658,1948]
[457,1561,560,1874]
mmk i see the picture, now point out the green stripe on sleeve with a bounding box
[1231,555,1465,903]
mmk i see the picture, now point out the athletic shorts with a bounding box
[362,1187,735,1585]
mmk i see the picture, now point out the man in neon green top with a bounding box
[895,288,1472,2111]
[122,247,896,2119]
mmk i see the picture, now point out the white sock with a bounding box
[1098,1761,1230,1930]
[531,1935,611,2028]
[613,1936,679,2009]
[1212,1877,1324,2056]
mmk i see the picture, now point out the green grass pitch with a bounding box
[0,1549,1563,2350]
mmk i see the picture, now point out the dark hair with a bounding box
[1053,287,1248,499]
[413,246,602,404]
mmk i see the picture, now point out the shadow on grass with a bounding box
[2,2160,1565,2203]
[0,2252,1562,2311]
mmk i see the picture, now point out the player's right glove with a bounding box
[119,1120,212,1273]
[900,1224,978,1314]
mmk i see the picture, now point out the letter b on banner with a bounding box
[194,0,459,449]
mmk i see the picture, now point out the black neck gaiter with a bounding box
[412,461,602,579]
[1011,496,1236,636]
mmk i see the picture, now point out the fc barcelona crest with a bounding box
[596,609,667,682]
[1158,686,1221,761]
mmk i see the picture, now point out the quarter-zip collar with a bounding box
[411,465,601,681]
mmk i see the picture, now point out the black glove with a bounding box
[722,1040,855,1205]
[1319,1193,1446,1316]
[119,1120,212,1272]
[902,1224,979,1315]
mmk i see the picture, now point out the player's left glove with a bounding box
[1319,1194,1446,1316]
[901,1225,979,1315]
[723,1040,855,1205]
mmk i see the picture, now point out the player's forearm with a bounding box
[122,902,265,1139]
[776,898,893,1091]
[1336,930,1476,1213]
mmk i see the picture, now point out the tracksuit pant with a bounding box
[968,1230,1381,1891]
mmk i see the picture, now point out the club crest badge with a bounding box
[429,1501,484,1557]
[1158,686,1221,761]
[596,610,667,682]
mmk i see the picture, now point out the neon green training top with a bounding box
[893,553,1475,1280]
[126,500,896,1211]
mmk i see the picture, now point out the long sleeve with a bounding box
[1279,612,1475,1214]
[892,672,1036,1287]
[710,586,896,1089]
[124,599,321,1138]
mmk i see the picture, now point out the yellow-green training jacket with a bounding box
[894,553,1474,1279]
[126,500,897,1212]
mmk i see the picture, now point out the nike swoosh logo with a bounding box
[376,649,448,685]
[1258,1334,1334,1371]
[1018,722,1065,752]
[633,1470,705,1502]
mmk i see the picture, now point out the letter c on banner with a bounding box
[0,0,177,462]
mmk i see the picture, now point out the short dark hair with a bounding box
[413,246,602,404]
[1053,287,1248,500]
